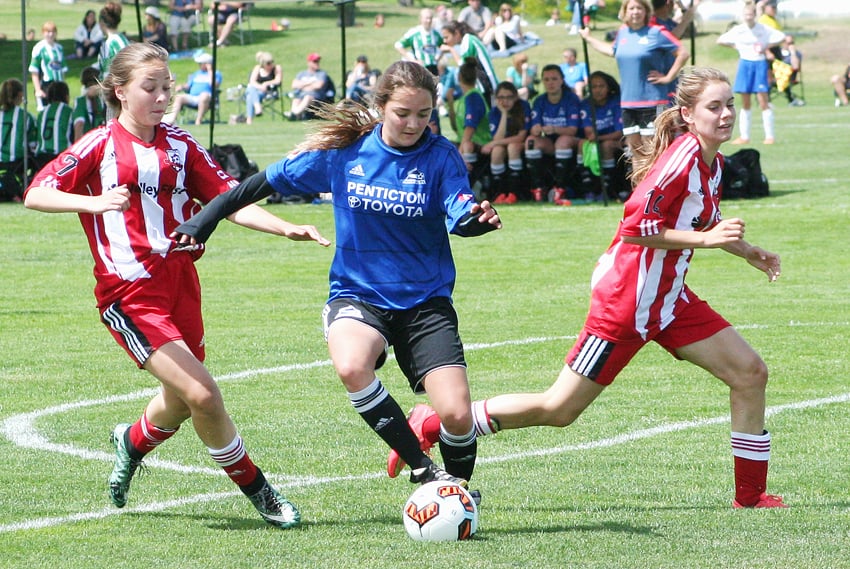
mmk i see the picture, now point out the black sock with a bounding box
[351,379,429,470]
[438,428,477,482]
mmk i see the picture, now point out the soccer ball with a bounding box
[402,481,478,542]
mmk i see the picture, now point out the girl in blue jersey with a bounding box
[483,81,530,204]
[525,64,582,204]
[579,71,625,200]
[580,0,688,156]
[174,61,502,490]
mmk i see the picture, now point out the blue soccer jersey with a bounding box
[488,99,531,137]
[613,25,681,108]
[530,90,581,130]
[580,97,622,137]
[266,126,479,310]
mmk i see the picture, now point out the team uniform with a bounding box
[98,32,132,77]
[488,99,531,200]
[395,26,443,72]
[526,89,582,194]
[717,23,785,94]
[488,99,531,138]
[72,93,106,138]
[26,119,236,366]
[455,88,491,146]
[0,106,36,164]
[458,34,499,101]
[580,96,622,138]
[28,40,68,86]
[566,132,728,385]
[34,101,74,167]
[613,24,681,136]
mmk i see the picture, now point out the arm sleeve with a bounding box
[174,170,274,242]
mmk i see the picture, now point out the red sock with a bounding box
[209,436,259,487]
[734,456,768,506]
[731,430,771,506]
[422,414,441,446]
[127,412,178,456]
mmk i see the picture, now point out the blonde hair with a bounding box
[101,43,170,116]
[255,51,274,65]
[297,60,438,152]
[631,67,731,184]
[618,0,653,27]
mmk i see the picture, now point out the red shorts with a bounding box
[99,253,205,367]
[566,293,731,386]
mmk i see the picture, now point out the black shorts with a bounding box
[322,296,466,393]
[622,106,665,137]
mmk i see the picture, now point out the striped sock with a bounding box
[127,411,178,456]
[731,430,771,507]
[209,435,259,488]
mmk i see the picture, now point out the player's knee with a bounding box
[439,407,473,435]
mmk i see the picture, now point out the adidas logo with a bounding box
[348,164,365,176]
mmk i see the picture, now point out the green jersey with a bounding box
[98,33,131,77]
[72,94,106,137]
[396,26,443,68]
[459,34,498,95]
[35,102,74,156]
[28,40,67,83]
[0,107,36,163]
[454,88,492,146]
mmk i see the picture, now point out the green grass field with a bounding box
[2,2,850,568]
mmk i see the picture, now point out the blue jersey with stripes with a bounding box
[266,126,479,310]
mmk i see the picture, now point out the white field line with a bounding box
[1,325,847,534]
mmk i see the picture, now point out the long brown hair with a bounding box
[297,60,438,152]
[631,67,730,184]
[0,78,24,111]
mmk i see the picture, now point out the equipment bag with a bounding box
[722,149,769,199]
[211,144,259,181]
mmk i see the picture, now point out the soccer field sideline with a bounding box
[3,320,848,536]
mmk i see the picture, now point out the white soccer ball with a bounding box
[402,481,478,542]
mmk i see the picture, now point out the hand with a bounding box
[745,246,781,282]
[469,201,502,230]
[94,185,131,214]
[647,70,667,85]
[704,217,745,247]
[279,222,332,246]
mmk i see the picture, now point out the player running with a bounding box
[24,43,329,528]
[388,67,787,510]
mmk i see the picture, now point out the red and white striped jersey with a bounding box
[588,133,724,342]
[28,120,237,307]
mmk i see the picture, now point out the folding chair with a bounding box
[259,86,285,120]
